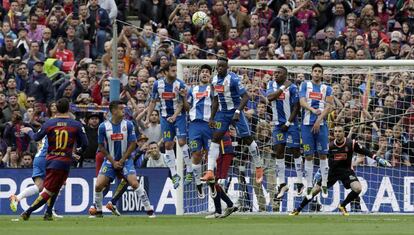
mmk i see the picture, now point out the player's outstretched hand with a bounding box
[377,157,392,167]
[208,119,216,129]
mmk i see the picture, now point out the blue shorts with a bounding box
[188,120,212,153]
[160,115,187,142]
[99,158,136,181]
[32,156,46,179]
[301,124,329,155]
[273,124,300,148]
[214,110,250,137]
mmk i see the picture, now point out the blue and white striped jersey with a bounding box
[150,78,186,117]
[98,119,137,161]
[299,81,333,125]
[34,137,48,159]
[188,84,212,122]
[266,81,299,125]
[212,72,246,111]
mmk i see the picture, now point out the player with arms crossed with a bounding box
[181,64,214,198]
[89,101,154,217]
[290,126,391,215]
[9,138,63,218]
[267,66,303,198]
[299,64,333,197]
[202,57,263,183]
[20,98,88,220]
[146,62,192,189]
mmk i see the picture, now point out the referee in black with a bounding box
[290,125,391,216]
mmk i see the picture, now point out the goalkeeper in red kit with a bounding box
[20,98,88,220]
[206,131,238,219]
[290,126,391,216]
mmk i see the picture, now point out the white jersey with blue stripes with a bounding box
[188,84,212,122]
[150,77,186,117]
[98,119,137,162]
[34,137,48,159]
[267,81,299,125]
[299,80,333,125]
[212,72,246,111]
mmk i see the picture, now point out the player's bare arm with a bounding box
[145,99,157,127]
[299,97,320,115]
[98,143,116,166]
[267,80,292,102]
[281,102,300,132]
[209,95,219,128]
[312,96,333,133]
[233,92,249,122]
[179,88,190,111]
[167,101,183,123]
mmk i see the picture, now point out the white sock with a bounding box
[192,163,202,185]
[16,185,39,201]
[320,159,329,187]
[136,186,152,211]
[95,191,103,211]
[304,160,314,188]
[164,149,177,176]
[182,144,193,173]
[294,157,303,184]
[248,141,263,168]
[207,142,220,171]
[276,159,285,185]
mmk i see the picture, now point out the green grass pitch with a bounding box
[1,215,413,235]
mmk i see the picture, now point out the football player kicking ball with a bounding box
[266,66,303,199]
[9,138,62,218]
[20,98,88,220]
[181,64,214,199]
[206,131,238,219]
[202,57,263,184]
[290,126,391,216]
[89,101,155,218]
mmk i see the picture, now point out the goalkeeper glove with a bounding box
[376,157,392,167]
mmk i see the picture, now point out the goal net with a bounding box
[176,60,414,215]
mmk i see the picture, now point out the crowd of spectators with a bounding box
[0,0,414,169]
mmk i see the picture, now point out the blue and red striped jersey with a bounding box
[29,117,88,171]
[220,132,234,155]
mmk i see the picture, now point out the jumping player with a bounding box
[290,126,391,216]
[267,66,303,199]
[89,101,154,218]
[181,64,214,199]
[202,57,263,183]
[20,98,88,220]
[9,138,62,218]
[299,63,333,197]
[206,131,238,219]
[146,62,193,189]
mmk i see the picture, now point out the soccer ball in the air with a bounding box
[192,11,209,26]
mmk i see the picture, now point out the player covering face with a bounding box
[89,101,155,218]
[290,126,391,216]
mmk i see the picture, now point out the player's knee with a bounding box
[164,141,174,150]
[130,182,139,190]
[192,153,202,164]
[95,184,105,192]
[291,148,301,158]
[319,154,328,160]
[351,183,362,194]
[177,139,186,147]
[304,155,314,161]
[275,145,285,158]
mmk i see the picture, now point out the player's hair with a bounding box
[163,62,177,72]
[217,56,228,63]
[276,66,288,75]
[312,63,324,72]
[56,98,70,113]
[200,64,212,74]
[109,100,120,113]
[148,141,158,146]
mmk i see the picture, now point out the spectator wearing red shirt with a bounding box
[220,27,247,59]
[50,37,74,62]
[251,0,275,31]
[242,14,268,49]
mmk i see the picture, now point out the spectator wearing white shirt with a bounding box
[145,142,166,168]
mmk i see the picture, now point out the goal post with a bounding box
[175,59,414,216]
